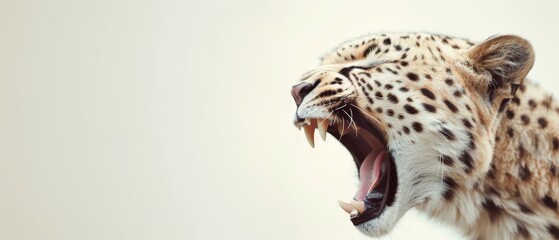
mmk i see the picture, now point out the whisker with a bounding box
[349,103,385,129]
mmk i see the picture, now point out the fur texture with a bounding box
[295,32,559,239]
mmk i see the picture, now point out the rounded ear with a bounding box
[467,35,535,111]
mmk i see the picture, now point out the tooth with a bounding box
[304,121,316,148]
[350,209,359,217]
[351,200,365,213]
[305,118,311,125]
[318,119,329,141]
[337,200,355,214]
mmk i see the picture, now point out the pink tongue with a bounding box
[354,150,386,201]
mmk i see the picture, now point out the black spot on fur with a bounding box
[538,117,548,128]
[443,99,458,113]
[483,198,503,221]
[459,151,474,173]
[420,88,436,100]
[404,104,418,114]
[519,165,531,181]
[528,99,537,109]
[444,78,454,86]
[518,202,534,214]
[399,87,408,92]
[553,138,559,151]
[507,127,514,137]
[386,109,394,116]
[440,127,456,141]
[547,224,559,239]
[387,93,399,104]
[412,122,423,132]
[542,195,558,211]
[551,165,558,177]
[383,38,391,45]
[406,72,419,81]
[422,103,436,113]
[363,44,378,57]
[517,224,530,238]
[462,118,473,129]
[441,155,454,166]
[443,177,457,201]
[521,115,530,125]
[506,110,515,119]
[402,126,410,134]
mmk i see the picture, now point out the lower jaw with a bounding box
[351,152,397,225]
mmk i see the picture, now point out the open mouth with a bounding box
[295,105,398,225]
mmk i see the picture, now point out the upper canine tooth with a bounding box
[318,119,329,141]
[337,200,355,214]
[305,118,312,125]
[304,120,317,148]
[350,200,365,213]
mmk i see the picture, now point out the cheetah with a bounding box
[290,33,559,239]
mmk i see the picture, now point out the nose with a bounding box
[291,82,315,106]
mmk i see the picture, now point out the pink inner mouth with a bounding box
[354,128,387,201]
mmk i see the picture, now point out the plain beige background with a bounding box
[1,0,559,239]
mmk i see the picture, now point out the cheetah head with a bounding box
[291,33,534,237]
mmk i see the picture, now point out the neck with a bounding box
[421,80,559,239]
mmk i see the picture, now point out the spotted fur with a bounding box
[294,33,559,239]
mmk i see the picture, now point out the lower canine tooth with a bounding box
[350,209,359,217]
[337,200,355,214]
[351,200,365,213]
